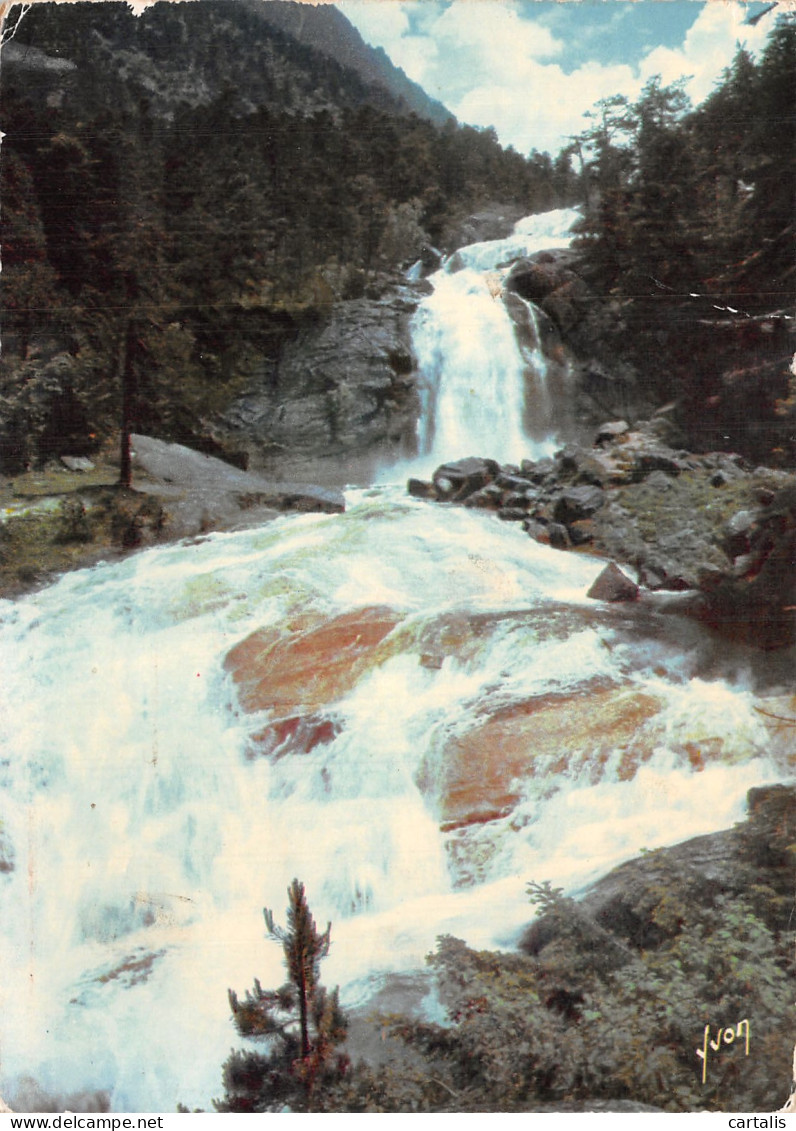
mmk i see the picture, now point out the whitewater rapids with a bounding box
[0,209,791,1112]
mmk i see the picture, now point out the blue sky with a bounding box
[336,0,782,154]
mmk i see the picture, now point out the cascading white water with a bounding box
[1,210,791,1113]
[411,207,580,468]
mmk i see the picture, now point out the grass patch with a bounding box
[2,464,121,499]
[610,468,785,547]
[0,484,166,599]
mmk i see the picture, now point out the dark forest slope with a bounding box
[0,0,573,473]
[248,0,452,125]
[562,21,796,463]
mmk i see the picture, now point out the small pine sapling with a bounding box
[219,879,349,1112]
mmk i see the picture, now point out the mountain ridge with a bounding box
[244,0,453,125]
[3,0,453,125]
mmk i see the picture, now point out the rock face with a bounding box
[520,783,796,957]
[224,606,403,716]
[219,285,425,479]
[408,419,796,649]
[249,714,344,762]
[436,686,664,830]
[0,824,14,875]
[586,563,639,603]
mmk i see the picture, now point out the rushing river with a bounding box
[0,210,792,1113]
[412,207,579,467]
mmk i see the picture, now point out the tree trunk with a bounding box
[297,965,310,1059]
[119,318,137,489]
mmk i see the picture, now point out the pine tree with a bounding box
[734,14,796,304]
[691,46,759,274]
[0,150,58,361]
[218,880,349,1113]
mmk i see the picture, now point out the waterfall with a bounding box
[411,207,580,468]
[0,210,790,1113]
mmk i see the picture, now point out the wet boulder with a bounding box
[249,713,343,760]
[496,471,534,493]
[523,517,550,543]
[553,484,606,525]
[587,563,639,603]
[696,484,796,649]
[407,477,436,500]
[0,824,14,874]
[521,784,796,961]
[406,421,796,650]
[442,205,526,250]
[432,457,500,502]
[463,484,504,509]
[595,420,631,446]
[501,490,534,510]
[505,256,576,305]
[631,450,683,480]
[552,444,611,487]
[521,456,555,484]
[567,519,595,546]
[435,685,665,831]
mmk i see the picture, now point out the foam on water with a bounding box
[0,487,785,1110]
[408,207,580,473]
[1,206,788,1112]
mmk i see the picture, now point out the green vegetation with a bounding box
[569,17,796,460]
[217,852,795,1112]
[0,1,578,477]
[217,879,350,1112]
[0,477,165,597]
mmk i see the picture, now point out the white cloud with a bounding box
[451,57,638,154]
[639,2,776,104]
[340,0,412,47]
[338,0,781,154]
[432,0,562,70]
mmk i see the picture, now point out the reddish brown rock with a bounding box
[225,605,403,714]
[249,713,343,760]
[434,687,664,829]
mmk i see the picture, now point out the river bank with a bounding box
[409,416,796,651]
[2,203,794,1114]
[7,420,795,658]
[0,436,345,601]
